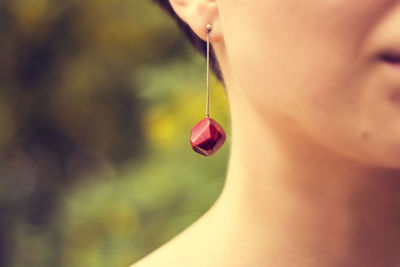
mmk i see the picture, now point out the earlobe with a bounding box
[169,0,188,8]
[169,0,223,43]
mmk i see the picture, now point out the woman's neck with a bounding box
[211,79,400,267]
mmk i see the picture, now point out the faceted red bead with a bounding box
[190,117,226,156]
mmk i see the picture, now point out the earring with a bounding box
[190,24,226,156]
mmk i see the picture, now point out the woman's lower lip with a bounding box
[382,60,400,69]
[387,60,400,65]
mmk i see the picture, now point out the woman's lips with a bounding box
[379,50,400,106]
[379,52,400,67]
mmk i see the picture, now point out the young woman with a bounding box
[132,1,400,266]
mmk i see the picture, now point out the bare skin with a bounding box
[131,1,400,266]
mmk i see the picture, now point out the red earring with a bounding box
[190,24,226,156]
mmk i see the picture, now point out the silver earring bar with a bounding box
[206,24,212,118]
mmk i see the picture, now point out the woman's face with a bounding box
[217,0,400,168]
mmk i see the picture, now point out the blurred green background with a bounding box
[0,0,230,266]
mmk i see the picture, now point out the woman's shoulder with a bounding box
[129,228,199,267]
[129,212,223,267]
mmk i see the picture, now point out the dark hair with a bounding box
[151,0,225,85]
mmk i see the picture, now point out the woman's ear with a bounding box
[168,0,223,43]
